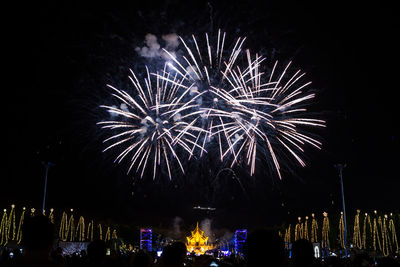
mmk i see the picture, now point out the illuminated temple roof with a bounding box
[186,222,213,255]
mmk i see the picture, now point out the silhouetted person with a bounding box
[291,239,314,267]
[86,239,107,266]
[351,252,373,267]
[192,254,214,267]
[4,215,66,267]
[50,247,65,265]
[161,242,187,267]
[1,249,11,263]
[244,229,285,267]
[130,250,153,267]
[377,257,400,267]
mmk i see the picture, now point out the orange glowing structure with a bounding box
[186,222,213,255]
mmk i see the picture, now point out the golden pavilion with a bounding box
[186,222,214,255]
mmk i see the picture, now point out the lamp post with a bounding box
[335,163,348,257]
[42,161,55,214]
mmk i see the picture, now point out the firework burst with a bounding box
[217,59,326,178]
[99,30,325,179]
[98,65,204,179]
[159,31,325,178]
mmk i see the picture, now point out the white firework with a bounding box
[100,30,325,180]
[98,65,204,179]
[159,31,325,178]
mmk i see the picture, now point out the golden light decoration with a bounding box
[16,207,26,244]
[68,212,75,242]
[303,216,309,241]
[285,209,399,253]
[379,215,391,256]
[388,213,399,254]
[76,216,85,242]
[353,210,362,249]
[362,212,372,250]
[284,225,291,249]
[311,213,318,243]
[372,210,382,252]
[0,209,8,245]
[321,212,330,249]
[1,206,120,245]
[98,224,103,240]
[6,205,16,242]
[104,226,111,242]
[58,210,76,242]
[87,220,94,241]
[295,217,303,241]
[59,212,68,241]
[48,208,55,224]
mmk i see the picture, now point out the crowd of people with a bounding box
[0,215,399,267]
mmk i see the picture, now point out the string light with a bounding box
[373,210,382,252]
[285,209,399,253]
[6,205,16,242]
[295,217,303,241]
[321,212,330,249]
[68,210,75,242]
[0,209,8,245]
[1,206,120,246]
[303,216,309,241]
[59,212,68,241]
[379,215,391,256]
[98,224,103,240]
[49,208,54,224]
[284,224,291,249]
[362,212,372,250]
[76,216,85,242]
[388,213,399,254]
[87,220,94,241]
[16,207,25,244]
[353,210,362,249]
[311,213,318,243]
[105,226,111,242]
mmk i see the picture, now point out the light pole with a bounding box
[42,161,55,214]
[335,163,348,257]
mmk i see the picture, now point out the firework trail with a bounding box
[98,65,204,179]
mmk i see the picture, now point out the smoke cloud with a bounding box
[135,33,179,60]
[200,218,213,242]
[170,216,183,240]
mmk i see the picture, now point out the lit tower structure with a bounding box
[140,228,152,252]
[234,229,247,255]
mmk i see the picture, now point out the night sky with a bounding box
[2,1,399,231]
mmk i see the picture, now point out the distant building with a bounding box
[186,222,213,255]
[234,229,247,254]
[140,228,152,252]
